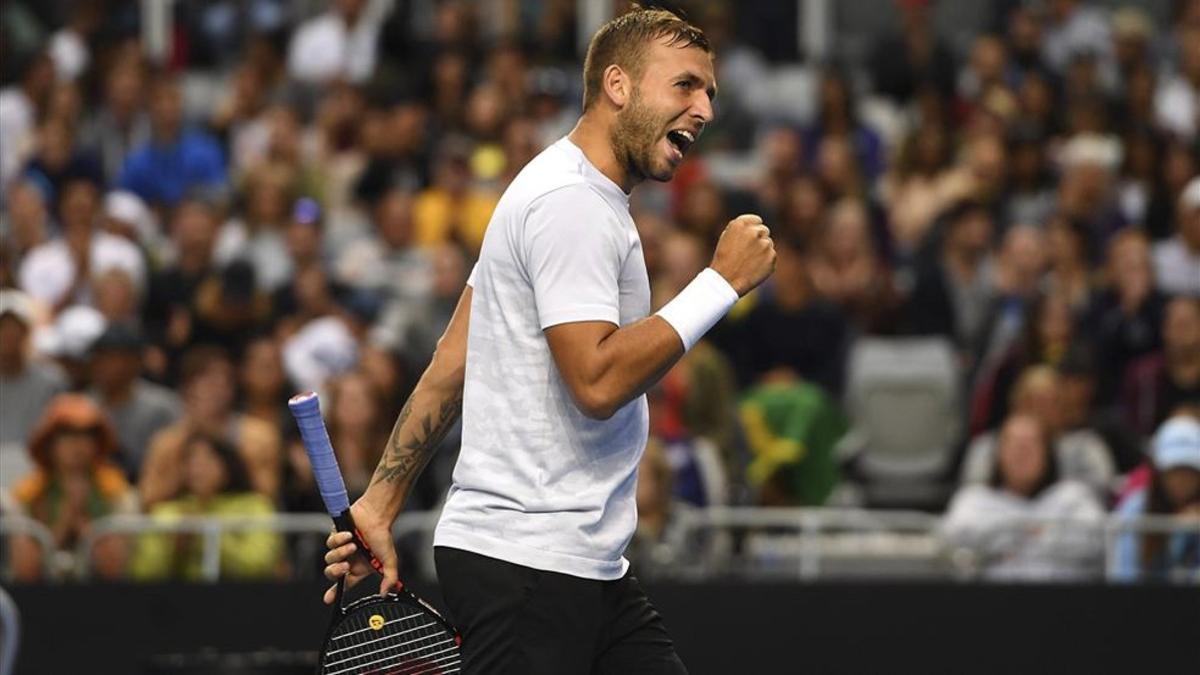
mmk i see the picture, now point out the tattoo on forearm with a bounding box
[371,390,463,486]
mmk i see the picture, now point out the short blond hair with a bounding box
[581,4,710,110]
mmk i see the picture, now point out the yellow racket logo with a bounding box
[369,615,385,630]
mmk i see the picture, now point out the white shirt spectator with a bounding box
[1041,4,1114,78]
[942,481,1105,581]
[214,219,292,292]
[435,138,652,580]
[49,28,89,81]
[1152,237,1200,296]
[287,10,380,85]
[959,429,1116,498]
[18,233,146,306]
[0,86,35,192]
[1155,74,1199,141]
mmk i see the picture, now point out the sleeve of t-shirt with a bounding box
[523,184,627,330]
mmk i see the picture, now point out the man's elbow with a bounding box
[573,383,618,421]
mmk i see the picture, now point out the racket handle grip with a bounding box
[333,510,385,574]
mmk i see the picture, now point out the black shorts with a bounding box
[434,546,687,675]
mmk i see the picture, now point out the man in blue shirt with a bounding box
[118,76,226,209]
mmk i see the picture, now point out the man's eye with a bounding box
[676,81,691,89]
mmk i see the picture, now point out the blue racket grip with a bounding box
[288,392,349,517]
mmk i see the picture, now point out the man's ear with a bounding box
[602,64,630,108]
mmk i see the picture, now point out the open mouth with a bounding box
[666,129,696,158]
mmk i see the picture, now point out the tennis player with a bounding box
[323,5,775,672]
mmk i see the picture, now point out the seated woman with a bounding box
[960,365,1115,498]
[131,434,283,580]
[942,413,1105,581]
[1113,415,1200,582]
[8,394,135,581]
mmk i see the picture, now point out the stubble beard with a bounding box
[610,89,672,184]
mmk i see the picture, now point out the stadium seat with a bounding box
[839,337,963,508]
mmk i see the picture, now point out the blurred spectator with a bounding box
[867,0,956,105]
[1152,176,1200,297]
[78,55,150,186]
[208,64,272,176]
[46,1,101,81]
[214,164,297,292]
[1154,11,1200,141]
[140,345,281,508]
[8,394,135,581]
[942,412,1105,580]
[882,121,955,259]
[1041,0,1114,81]
[190,259,273,354]
[903,200,996,363]
[33,303,107,391]
[18,178,145,310]
[714,238,849,395]
[21,116,103,200]
[141,199,221,383]
[87,324,181,480]
[325,370,387,497]
[0,289,65,451]
[103,190,160,259]
[91,268,142,327]
[1113,415,1200,582]
[0,51,55,193]
[1090,229,1166,404]
[238,334,294,433]
[739,378,848,507]
[118,75,227,209]
[352,101,430,204]
[1121,297,1200,436]
[1145,139,1200,242]
[809,198,901,334]
[131,434,283,581]
[413,137,500,254]
[1057,346,1143,474]
[803,68,884,181]
[1,179,51,262]
[974,224,1048,372]
[972,291,1077,432]
[1056,133,1126,244]
[287,0,381,86]
[962,365,1115,498]
[336,188,431,333]
[1043,215,1094,312]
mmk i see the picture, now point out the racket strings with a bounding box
[323,603,461,675]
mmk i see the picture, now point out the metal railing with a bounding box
[3,509,1197,584]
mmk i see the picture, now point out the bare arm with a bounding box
[544,317,684,420]
[546,214,775,420]
[360,286,472,521]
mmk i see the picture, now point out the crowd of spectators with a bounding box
[1,0,1198,583]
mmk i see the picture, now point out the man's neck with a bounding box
[568,116,636,194]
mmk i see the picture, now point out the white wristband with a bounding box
[655,268,740,352]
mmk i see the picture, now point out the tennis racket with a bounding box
[289,392,462,675]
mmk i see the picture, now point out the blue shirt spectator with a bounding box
[1113,416,1200,582]
[118,76,226,208]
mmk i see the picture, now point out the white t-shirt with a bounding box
[434,137,651,580]
[18,233,147,305]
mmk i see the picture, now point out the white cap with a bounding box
[104,190,157,244]
[1152,416,1200,472]
[0,289,35,326]
[33,305,107,359]
[1060,134,1123,172]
